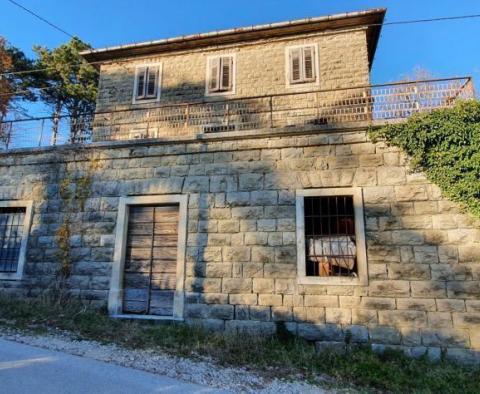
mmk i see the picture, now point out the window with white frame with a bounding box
[133,64,161,103]
[0,201,33,280]
[296,188,367,285]
[287,45,318,85]
[206,56,235,95]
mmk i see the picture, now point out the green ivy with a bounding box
[368,100,480,218]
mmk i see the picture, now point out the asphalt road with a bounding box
[0,338,226,394]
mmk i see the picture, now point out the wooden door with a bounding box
[122,205,179,316]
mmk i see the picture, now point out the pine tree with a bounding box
[34,37,98,143]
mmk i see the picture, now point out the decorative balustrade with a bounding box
[0,77,475,150]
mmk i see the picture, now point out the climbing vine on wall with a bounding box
[368,100,480,218]
[54,151,100,301]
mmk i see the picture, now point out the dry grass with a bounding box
[0,295,479,393]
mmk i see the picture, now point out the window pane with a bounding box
[208,58,220,91]
[220,57,232,91]
[136,68,146,98]
[290,48,302,83]
[146,67,158,97]
[303,47,315,80]
[304,196,357,278]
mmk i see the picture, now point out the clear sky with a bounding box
[1,0,480,88]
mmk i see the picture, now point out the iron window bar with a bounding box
[304,196,357,278]
[0,207,26,273]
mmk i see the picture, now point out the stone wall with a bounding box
[0,127,479,363]
[96,28,369,111]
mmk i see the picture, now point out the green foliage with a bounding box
[369,100,480,218]
[33,37,98,138]
[54,157,97,301]
[1,296,480,393]
[0,37,37,119]
[34,37,97,111]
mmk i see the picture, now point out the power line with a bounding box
[6,0,75,39]
[383,14,480,26]
[2,12,480,79]
[1,63,101,78]
[0,85,61,97]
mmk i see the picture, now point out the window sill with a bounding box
[131,97,161,105]
[205,90,235,97]
[297,276,367,286]
[111,314,183,322]
[285,80,319,89]
[0,272,22,281]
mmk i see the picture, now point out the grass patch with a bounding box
[1,296,479,393]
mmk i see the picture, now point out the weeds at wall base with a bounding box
[0,296,479,393]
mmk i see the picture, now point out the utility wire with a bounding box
[2,12,480,78]
[5,0,75,39]
[0,85,67,97]
[383,14,480,26]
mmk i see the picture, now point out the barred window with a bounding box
[305,196,356,277]
[0,207,25,273]
[0,201,32,280]
[296,189,367,285]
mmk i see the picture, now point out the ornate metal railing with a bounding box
[0,77,475,150]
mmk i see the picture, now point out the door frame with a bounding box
[108,194,188,320]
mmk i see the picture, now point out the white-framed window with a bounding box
[296,188,368,285]
[206,55,235,96]
[0,200,33,281]
[286,44,319,86]
[132,63,162,104]
[108,195,188,321]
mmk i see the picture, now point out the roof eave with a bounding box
[81,8,386,69]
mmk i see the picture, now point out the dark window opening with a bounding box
[135,66,159,100]
[304,196,357,277]
[0,207,26,273]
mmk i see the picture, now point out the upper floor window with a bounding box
[206,55,235,95]
[133,63,161,103]
[295,188,367,285]
[0,201,33,281]
[286,45,318,86]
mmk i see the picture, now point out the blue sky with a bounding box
[1,0,479,88]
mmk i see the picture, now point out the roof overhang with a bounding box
[81,8,386,70]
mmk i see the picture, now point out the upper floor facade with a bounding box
[0,8,474,149]
[81,9,383,142]
[86,9,383,111]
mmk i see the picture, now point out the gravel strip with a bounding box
[0,328,333,393]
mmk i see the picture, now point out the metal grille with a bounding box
[304,196,357,277]
[0,207,26,273]
[0,77,474,150]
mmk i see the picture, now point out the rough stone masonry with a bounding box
[0,9,479,364]
[0,127,479,363]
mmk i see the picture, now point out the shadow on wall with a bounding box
[0,76,479,365]
[170,134,480,364]
[92,74,375,143]
[16,150,114,302]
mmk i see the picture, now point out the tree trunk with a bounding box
[70,108,78,144]
[51,100,62,146]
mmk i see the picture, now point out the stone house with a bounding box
[0,8,479,363]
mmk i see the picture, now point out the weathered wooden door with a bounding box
[122,205,179,316]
